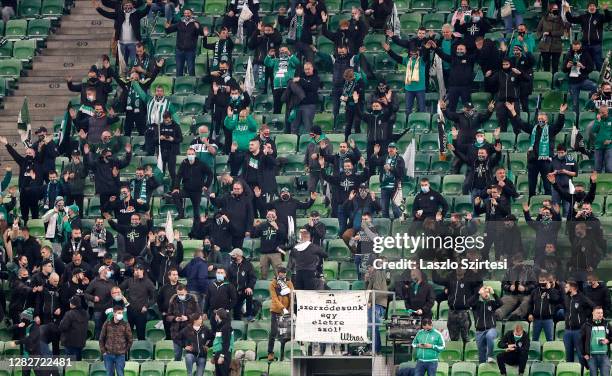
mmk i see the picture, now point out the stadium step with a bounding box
[0,0,113,170]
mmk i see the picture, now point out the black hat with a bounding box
[69,295,82,307]
[310,210,320,217]
[134,263,145,270]
[71,268,83,276]
[464,102,475,109]
[310,126,322,135]
[89,65,99,74]
[103,252,112,260]
[71,149,81,156]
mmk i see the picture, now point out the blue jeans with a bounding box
[103,354,126,376]
[588,354,611,376]
[120,42,137,67]
[173,341,183,361]
[415,360,438,376]
[563,329,583,362]
[381,188,401,219]
[569,80,598,113]
[406,90,426,113]
[551,187,570,217]
[148,2,173,22]
[586,44,603,71]
[503,12,524,35]
[368,304,386,353]
[532,319,554,341]
[594,148,612,173]
[185,354,206,376]
[176,49,196,76]
[475,328,497,363]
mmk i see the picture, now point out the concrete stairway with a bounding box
[0,0,114,168]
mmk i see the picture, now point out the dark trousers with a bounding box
[127,307,147,340]
[527,159,552,197]
[273,88,284,114]
[344,104,361,140]
[162,314,171,340]
[20,193,39,221]
[214,355,230,376]
[294,41,314,62]
[175,48,196,77]
[233,291,253,320]
[496,100,520,134]
[64,346,82,361]
[541,52,561,75]
[497,350,528,374]
[66,194,84,215]
[294,270,317,290]
[267,312,288,355]
[172,189,202,219]
[100,193,114,215]
[161,152,177,187]
[232,235,245,249]
[124,111,147,136]
[448,310,471,342]
[447,86,472,113]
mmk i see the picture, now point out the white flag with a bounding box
[561,0,570,23]
[165,210,175,244]
[391,4,401,37]
[244,56,255,96]
[157,145,163,171]
[403,139,416,178]
[568,179,575,194]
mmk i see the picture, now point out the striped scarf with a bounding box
[529,123,550,159]
[147,96,169,125]
[405,57,420,84]
[287,15,303,41]
[212,39,230,69]
[130,178,147,202]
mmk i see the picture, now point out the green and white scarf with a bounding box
[529,123,550,159]
[381,156,398,189]
[288,15,304,41]
[212,39,230,69]
[147,96,169,125]
[126,84,142,112]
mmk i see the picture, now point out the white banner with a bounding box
[295,291,369,343]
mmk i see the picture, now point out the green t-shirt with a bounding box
[590,322,608,354]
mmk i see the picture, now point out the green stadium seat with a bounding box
[326,238,351,261]
[463,341,479,361]
[247,320,270,341]
[41,0,63,18]
[578,112,597,131]
[327,280,351,290]
[484,280,502,297]
[64,361,89,376]
[182,94,206,114]
[352,280,366,290]
[556,362,580,376]
[541,91,565,112]
[18,0,41,18]
[439,341,463,363]
[5,20,27,40]
[233,339,257,358]
[422,13,446,29]
[12,39,36,61]
[0,41,12,58]
[165,361,187,376]
[140,361,165,376]
[27,18,51,39]
[442,175,464,195]
[341,0,361,10]
[400,12,422,31]
[82,340,101,361]
[154,339,175,361]
[529,341,541,361]
[173,76,197,95]
[314,112,334,132]
[253,279,270,301]
[230,320,246,340]
[409,112,431,132]
[90,362,107,376]
[151,75,173,95]
[339,261,357,280]
[452,362,477,376]
[323,261,339,279]
[478,363,502,376]
[27,218,45,237]
[516,133,531,152]
[282,154,304,175]
[452,195,473,214]
[533,72,553,91]
[269,362,291,376]
[542,341,565,361]
[275,134,298,154]
[364,34,386,52]
[437,300,449,319]
[419,133,440,152]
[243,361,269,376]
[530,362,555,376]
[130,339,154,360]
[155,36,177,56]
[554,321,565,340]
[283,340,304,358]
[184,0,203,13]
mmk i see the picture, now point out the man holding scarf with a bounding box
[278,4,316,62]
[304,126,332,193]
[264,46,300,115]
[339,68,365,141]
[507,101,567,197]
[369,143,405,219]
[382,43,427,113]
[202,27,234,72]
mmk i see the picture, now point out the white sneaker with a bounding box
[487,357,496,363]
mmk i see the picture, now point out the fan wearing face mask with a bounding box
[522,202,562,264]
[99,305,133,376]
[277,4,316,62]
[507,101,567,197]
[167,285,200,361]
[94,0,152,66]
[565,1,611,71]
[66,65,112,108]
[410,178,449,233]
[452,8,491,49]
[248,22,282,94]
[264,46,300,115]
[536,4,565,75]
[587,83,612,112]
[485,59,524,134]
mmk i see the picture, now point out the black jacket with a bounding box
[434,48,476,87]
[228,260,257,292]
[468,293,502,331]
[565,292,596,330]
[6,145,43,190]
[263,196,315,232]
[58,307,88,348]
[321,168,370,205]
[510,114,565,158]
[288,242,327,272]
[210,192,254,237]
[580,319,612,356]
[566,10,612,46]
[157,282,178,314]
[498,330,530,353]
[297,72,320,106]
[357,106,393,143]
[67,77,112,106]
[278,12,317,44]
[159,121,183,155]
[443,109,493,146]
[61,239,96,266]
[175,158,213,192]
[230,150,277,194]
[165,19,201,51]
[166,293,200,339]
[150,243,184,285]
[434,273,482,311]
[562,48,594,84]
[34,283,61,324]
[412,189,449,220]
[32,140,59,176]
[585,283,612,315]
[87,152,132,195]
[397,280,435,319]
[96,5,149,42]
[119,276,156,312]
[204,281,237,312]
[528,286,562,320]
[108,219,152,258]
[251,221,287,254]
[486,69,522,101]
[177,325,213,358]
[248,28,283,64]
[190,216,232,251]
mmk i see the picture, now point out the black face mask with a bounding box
[540,283,547,288]
[73,237,81,243]
[551,9,559,15]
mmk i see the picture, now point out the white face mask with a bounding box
[187,155,196,162]
[476,136,485,144]
[114,313,123,321]
[421,186,430,193]
[296,8,304,16]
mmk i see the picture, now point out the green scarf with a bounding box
[310,133,327,144]
[381,155,398,189]
[212,39,230,69]
[126,84,142,112]
[529,123,550,159]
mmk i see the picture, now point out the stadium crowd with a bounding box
[0,0,609,374]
